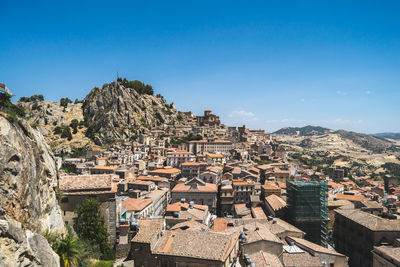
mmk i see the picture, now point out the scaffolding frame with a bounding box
[286,179,328,247]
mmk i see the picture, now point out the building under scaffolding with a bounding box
[286,179,328,247]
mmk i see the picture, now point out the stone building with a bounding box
[180,161,207,178]
[233,179,255,204]
[334,208,400,267]
[171,178,218,213]
[188,138,233,155]
[59,174,117,245]
[220,182,234,216]
[372,245,400,267]
[129,219,166,267]
[327,166,345,181]
[147,167,181,180]
[164,201,211,228]
[165,150,195,168]
[196,110,221,127]
[286,236,347,267]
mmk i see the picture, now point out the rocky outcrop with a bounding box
[0,218,60,266]
[16,101,98,155]
[0,114,65,266]
[16,101,67,130]
[82,82,188,145]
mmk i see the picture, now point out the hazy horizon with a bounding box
[2,1,399,133]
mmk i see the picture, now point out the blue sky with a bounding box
[1,0,399,133]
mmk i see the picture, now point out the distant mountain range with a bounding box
[273,125,400,176]
[273,125,399,154]
[272,125,331,136]
[372,132,400,140]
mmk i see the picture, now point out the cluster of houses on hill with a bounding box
[58,110,400,267]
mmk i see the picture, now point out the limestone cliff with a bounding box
[82,81,188,145]
[0,113,65,266]
[17,101,100,155]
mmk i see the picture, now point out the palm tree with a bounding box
[56,234,81,267]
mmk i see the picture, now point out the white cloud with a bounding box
[365,90,371,95]
[229,110,255,117]
[300,98,305,102]
[336,90,348,96]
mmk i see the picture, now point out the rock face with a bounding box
[0,219,60,266]
[82,82,187,145]
[17,101,67,130]
[16,101,98,155]
[0,114,65,266]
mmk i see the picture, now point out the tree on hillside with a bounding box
[69,119,79,134]
[60,97,72,108]
[117,77,154,95]
[19,94,44,102]
[73,198,114,260]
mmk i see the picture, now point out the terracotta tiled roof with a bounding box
[233,179,255,186]
[213,218,233,232]
[59,174,112,191]
[263,182,280,190]
[131,219,164,243]
[148,168,181,174]
[170,220,208,232]
[373,246,400,265]
[153,230,239,262]
[327,200,353,208]
[335,209,400,231]
[286,236,344,256]
[91,165,117,170]
[248,251,283,267]
[265,194,287,211]
[251,207,267,219]
[122,198,152,212]
[335,193,366,202]
[166,202,208,212]
[127,180,153,185]
[189,139,232,144]
[171,183,217,193]
[207,153,224,158]
[207,166,223,172]
[172,150,193,155]
[248,167,260,174]
[137,175,166,182]
[223,221,282,244]
[234,204,251,216]
[282,252,323,267]
[181,161,207,166]
[328,181,343,188]
[266,218,304,236]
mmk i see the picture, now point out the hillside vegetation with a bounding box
[275,126,400,177]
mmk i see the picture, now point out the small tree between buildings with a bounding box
[73,198,114,260]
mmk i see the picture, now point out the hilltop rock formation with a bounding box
[0,114,65,266]
[82,81,188,145]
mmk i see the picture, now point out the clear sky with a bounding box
[1,0,399,133]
